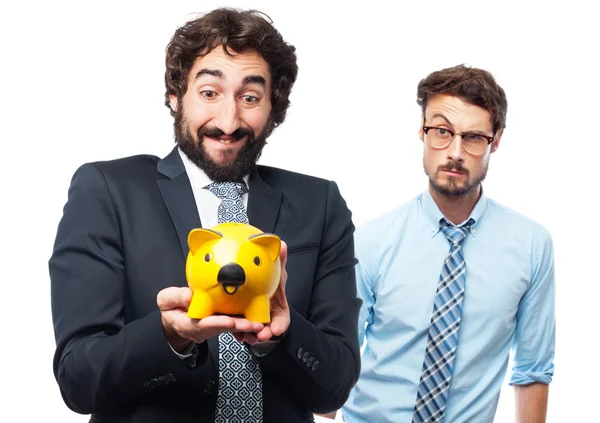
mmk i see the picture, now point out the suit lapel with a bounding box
[156,147,202,258]
[157,148,220,363]
[247,167,282,234]
[157,152,282,365]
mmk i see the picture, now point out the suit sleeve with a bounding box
[257,181,362,414]
[49,163,209,414]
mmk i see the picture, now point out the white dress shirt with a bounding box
[170,147,251,359]
[178,147,250,228]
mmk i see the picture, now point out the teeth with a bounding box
[219,139,232,144]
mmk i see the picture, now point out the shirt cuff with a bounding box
[247,339,282,357]
[509,370,553,385]
[168,342,199,367]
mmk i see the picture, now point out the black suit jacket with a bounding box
[49,147,361,422]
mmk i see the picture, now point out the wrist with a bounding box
[161,317,193,353]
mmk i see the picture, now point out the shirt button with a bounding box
[472,228,477,233]
[297,348,303,359]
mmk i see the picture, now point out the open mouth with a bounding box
[222,284,241,295]
[205,135,246,145]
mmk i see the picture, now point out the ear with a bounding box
[248,233,281,262]
[418,116,425,142]
[491,129,503,153]
[188,228,223,255]
[169,95,178,113]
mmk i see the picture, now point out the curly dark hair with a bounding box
[164,8,298,136]
[417,64,508,134]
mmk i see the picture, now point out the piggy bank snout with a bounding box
[217,263,246,295]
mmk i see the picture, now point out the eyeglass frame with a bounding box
[422,125,496,155]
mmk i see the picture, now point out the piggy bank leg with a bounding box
[244,295,271,323]
[187,291,215,319]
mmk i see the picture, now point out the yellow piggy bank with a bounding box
[186,222,281,323]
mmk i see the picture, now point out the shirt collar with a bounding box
[178,147,250,191]
[421,187,488,238]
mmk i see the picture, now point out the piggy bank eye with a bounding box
[204,253,212,262]
[253,256,261,266]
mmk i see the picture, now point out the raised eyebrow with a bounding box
[194,68,224,81]
[430,113,453,127]
[242,75,267,87]
[429,114,490,135]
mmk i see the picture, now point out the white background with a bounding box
[1,0,597,421]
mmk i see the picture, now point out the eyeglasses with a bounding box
[422,126,495,156]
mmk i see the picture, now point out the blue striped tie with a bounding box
[206,181,263,423]
[412,218,474,423]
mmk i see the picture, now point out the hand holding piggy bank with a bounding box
[186,222,281,323]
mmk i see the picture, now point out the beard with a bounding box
[174,107,269,182]
[426,159,488,197]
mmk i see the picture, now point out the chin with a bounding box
[206,149,238,165]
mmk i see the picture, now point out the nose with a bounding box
[214,97,241,135]
[447,134,465,162]
[217,263,246,286]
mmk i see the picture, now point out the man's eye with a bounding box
[464,134,486,143]
[436,128,451,137]
[241,95,259,104]
[200,90,217,99]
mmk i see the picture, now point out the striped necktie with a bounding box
[412,218,474,423]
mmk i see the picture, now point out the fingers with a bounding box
[270,312,290,337]
[157,287,192,311]
[279,240,288,290]
[256,326,274,343]
[197,315,264,333]
[279,240,288,265]
[232,332,259,345]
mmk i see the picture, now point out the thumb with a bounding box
[279,240,288,267]
[157,287,192,311]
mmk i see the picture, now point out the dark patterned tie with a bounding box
[206,181,263,423]
[412,218,474,423]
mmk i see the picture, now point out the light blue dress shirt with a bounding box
[342,189,555,423]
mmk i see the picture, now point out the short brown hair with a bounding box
[164,8,298,136]
[417,64,508,133]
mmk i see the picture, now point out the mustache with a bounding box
[198,126,254,142]
[439,161,468,173]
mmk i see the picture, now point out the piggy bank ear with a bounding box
[188,228,223,255]
[248,233,281,262]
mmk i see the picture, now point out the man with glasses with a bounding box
[339,65,555,422]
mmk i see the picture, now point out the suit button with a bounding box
[311,361,320,371]
[159,376,167,385]
[151,378,160,386]
[307,357,314,367]
[297,348,303,359]
[204,380,216,394]
[302,352,309,363]
[143,382,154,391]
[166,373,176,383]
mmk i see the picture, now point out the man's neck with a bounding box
[429,184,481,225]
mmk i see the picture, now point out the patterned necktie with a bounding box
[412,218,474,423]
[206,181,263,423]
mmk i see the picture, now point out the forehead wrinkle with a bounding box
[195,68,225,81]
[428,99,492,133]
